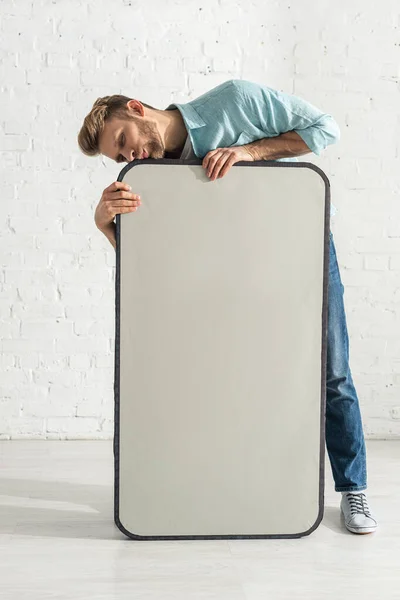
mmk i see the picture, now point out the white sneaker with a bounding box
[340,492,378,534]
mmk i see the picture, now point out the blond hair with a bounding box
[77,95,155,157]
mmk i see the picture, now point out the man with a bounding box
[77,78,377,534]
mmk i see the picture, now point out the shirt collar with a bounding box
[165,102,206,130]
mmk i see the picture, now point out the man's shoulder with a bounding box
[190,79,276,107]
[187,79,242,106]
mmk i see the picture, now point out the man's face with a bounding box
[98,110,165,164]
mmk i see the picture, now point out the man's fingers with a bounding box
[105,181,132,193]
[209,151,229,180]
[202,150,218,170]
[120,206,138,213]
[205,150,224,178]
[114,181,131,191]
[105,203,138,218]
[113,199,141,207]
[106,190,141,201]
[218,155,237,178]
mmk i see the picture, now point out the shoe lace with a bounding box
[347,493,371,517]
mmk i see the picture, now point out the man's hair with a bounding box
[77,94,156,157]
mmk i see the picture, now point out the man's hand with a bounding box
[202,145,255,181]
[94,181,141,231]
[94,181,142,250]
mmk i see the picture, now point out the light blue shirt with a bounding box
[166,79,339,217]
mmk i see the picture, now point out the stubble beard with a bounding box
[131,116,165,159]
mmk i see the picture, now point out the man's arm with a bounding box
[203,130,316,181]
[100,221,117,250]
[202,80,341,180]
[234,79,341,157]
[242,131,312,161]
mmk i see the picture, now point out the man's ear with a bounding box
[126,99,144,117]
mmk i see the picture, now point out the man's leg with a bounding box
[326,230,367,491]
[326,231,377,533]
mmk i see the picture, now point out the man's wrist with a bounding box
[99,221,116,250]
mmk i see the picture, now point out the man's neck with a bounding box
[150,107,188,156]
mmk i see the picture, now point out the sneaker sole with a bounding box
[345,526,377,534]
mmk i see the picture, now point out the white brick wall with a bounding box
[1,0,399,439]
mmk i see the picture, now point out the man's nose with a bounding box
[124,150,135,162]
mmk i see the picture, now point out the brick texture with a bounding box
[1,0,399,439]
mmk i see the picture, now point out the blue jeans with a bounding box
[326,231,367,492]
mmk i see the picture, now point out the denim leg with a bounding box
[325,231,367,492]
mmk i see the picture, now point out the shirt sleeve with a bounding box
[233,79,341,156]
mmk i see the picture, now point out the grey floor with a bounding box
[0,440,399,599]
